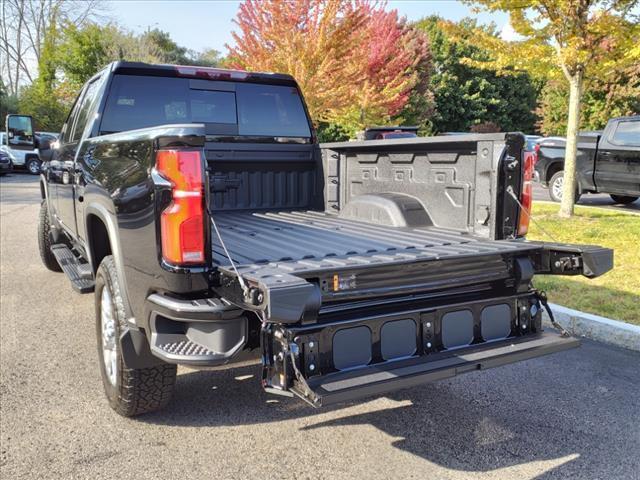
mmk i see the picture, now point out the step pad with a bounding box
[158,339,215,357]
[50,245,95,293]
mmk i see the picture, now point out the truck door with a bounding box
[594,118,640,196]
[53,76,103,236]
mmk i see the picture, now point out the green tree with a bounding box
[411,16,539,134]
[57,23,110,86]
[539,61,640,135]
[0,79,19,130]
[19,16,68,132]
[458,0,640,217]
[57,24,222,86]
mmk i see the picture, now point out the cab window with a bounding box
[611,120,640,147]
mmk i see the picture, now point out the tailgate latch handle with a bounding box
[554,255,582,273]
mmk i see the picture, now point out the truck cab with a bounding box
[7,61,613,417]
[535,116,640,204]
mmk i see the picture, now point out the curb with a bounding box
[543,303,640,352]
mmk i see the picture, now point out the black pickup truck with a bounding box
[7,62,613,417]
[534,116,640,204]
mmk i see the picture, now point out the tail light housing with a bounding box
[156,149,205,265]
[518,152,535,236]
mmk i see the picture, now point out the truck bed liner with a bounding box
[211,210,538,270]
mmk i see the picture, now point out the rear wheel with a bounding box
[548,171,581,203]
[38,201,62,272]
[95,255,177,416]
[26,157,41,175]
[610,194,639,205]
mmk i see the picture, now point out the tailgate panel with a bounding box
[308,332,579,407]
[260,291,579,407]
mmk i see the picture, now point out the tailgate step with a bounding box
[50,244,95,293]
[295,332,579,407]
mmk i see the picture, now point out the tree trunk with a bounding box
[559,71,583,218]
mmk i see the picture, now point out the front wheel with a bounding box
[610,194,639,205]
[548,171,581,203]
[95,255,177,416]
[26,157,41,175]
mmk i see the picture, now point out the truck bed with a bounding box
[211,210,539,270]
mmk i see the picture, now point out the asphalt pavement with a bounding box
[533,183,640,213]
[1,172,639,480]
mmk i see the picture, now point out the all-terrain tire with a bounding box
[38,201,62,272]
[95,255,177,417]
[610,194,639,205]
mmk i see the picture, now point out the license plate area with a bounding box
[262,292,543,393]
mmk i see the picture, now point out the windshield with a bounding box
[100,74,312,140]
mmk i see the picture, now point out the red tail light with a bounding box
[518,152,535,236]
[156,150,205,265]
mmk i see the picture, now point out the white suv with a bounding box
[0,131,58,174]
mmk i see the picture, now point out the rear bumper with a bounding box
[145,294,248,366]
[0,161,12,173]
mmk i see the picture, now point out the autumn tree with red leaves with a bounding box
[226,0,430,134]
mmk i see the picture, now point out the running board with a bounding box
[293,332,579,407]
[50,244,95,293]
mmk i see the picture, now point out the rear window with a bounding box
[99,75,311,139]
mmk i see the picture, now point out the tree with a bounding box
[57,23,109,86]
[411,16,539,135]
[332,5,430,131]
[56,23,222,87]
[539,60,640,135]
[0,0,104,95]
[227,0,429,134]
[19,17,68,132]
[458,0,640,217]
[0,79,19,130]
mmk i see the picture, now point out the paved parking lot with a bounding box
[1,173,639,480]
[533,183,640,212]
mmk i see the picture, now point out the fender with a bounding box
[84,202,136,325]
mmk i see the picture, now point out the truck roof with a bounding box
[110,61,298,86]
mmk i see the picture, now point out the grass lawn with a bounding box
[527,202,640,325]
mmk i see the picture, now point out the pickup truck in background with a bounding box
[534,116,640,204]
[7,61,613,417]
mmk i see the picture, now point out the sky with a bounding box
[106,0,510,55]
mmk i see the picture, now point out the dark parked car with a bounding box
[0,150,13,175]
[9,61,612,417]
[534,116,640,204]
[363,126,419,140]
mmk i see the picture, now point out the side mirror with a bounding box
[5,114,35,151]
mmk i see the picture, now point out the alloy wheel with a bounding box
[100,287,118,386]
